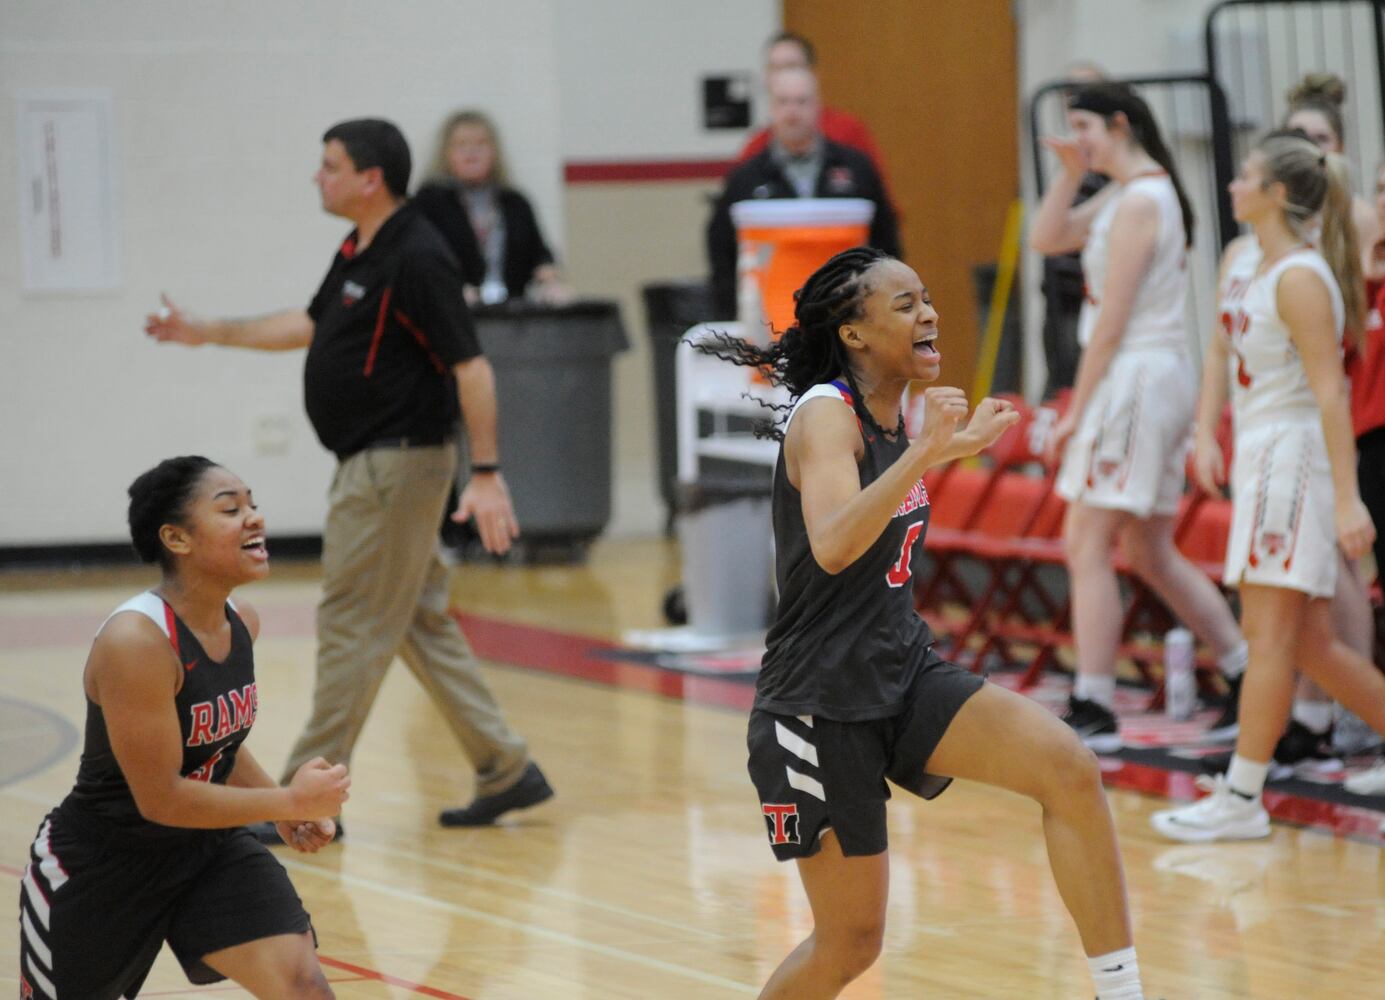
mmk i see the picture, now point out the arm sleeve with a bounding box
[391,249,482,366]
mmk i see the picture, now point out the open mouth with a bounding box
[241,536,269,561]
[913,333,940,359]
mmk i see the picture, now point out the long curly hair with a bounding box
[696,246,901,441]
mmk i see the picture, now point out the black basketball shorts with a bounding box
[17,811,313,1000]
[747,649,984,861]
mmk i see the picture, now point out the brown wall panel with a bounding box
[784,0,1019,396]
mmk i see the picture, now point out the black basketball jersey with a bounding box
[59,591,259,844]
[756,381,935,721]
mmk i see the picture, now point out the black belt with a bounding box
[339,434,455,460]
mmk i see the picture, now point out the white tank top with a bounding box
[1219,240,1344,431]
[1078,173,1189,353]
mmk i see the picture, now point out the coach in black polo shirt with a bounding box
[147,118,554,835]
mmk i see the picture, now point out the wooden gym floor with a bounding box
[2,538,1383,998]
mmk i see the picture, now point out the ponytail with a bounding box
[1320,152,1366,344]
[1258,134,1366,346]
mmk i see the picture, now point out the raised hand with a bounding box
[1042,135,1089,178]
[963,396,1021,452]
[144,294,210,346]
[914,386,970,459]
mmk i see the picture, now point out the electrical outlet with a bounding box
[252,414,292,456]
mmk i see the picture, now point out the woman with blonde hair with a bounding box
[414,110,570,305]
[1153,133,1385,841]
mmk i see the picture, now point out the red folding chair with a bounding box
[1115,403,1236,703]
[947,395,1074,679]
[915,394,1035,641]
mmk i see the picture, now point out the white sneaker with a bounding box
[1344,761,1385,796]
[1150,774,1271,843]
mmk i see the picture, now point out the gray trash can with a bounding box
[643,280,716,530]
[464,300,629,562]
[676,477,774,639]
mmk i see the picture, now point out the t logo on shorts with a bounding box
[762,803,801,845]
[20,973,34,999]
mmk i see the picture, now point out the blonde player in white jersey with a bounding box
[1153,133,1385,842]
[1032,82,1248,750]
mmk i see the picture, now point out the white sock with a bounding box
[1291,700,1333,734]
[1089,946,1142,999]
[1075,673,1117,711]
[1226,754,1269,799]
[1218,641,1248,679]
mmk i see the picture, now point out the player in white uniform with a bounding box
[1153,133,1385,842]
[1031,82,1248,749]
[1275,75,1380,763]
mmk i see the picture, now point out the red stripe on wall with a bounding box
[563,158,736,183]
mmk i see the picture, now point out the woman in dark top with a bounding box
[414,109,571,305]
[708,248,1146,1000]
[18,456,350,1000]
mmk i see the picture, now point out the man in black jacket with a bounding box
[707,67,900,318]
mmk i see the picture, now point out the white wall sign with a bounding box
[17,90,120,292]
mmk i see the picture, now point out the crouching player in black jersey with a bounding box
[707,248,1147,1000]
[17,456,350,1000]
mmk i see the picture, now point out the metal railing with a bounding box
[1205,0,1385,247]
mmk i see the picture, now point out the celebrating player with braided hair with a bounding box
[707,247,1149,1000]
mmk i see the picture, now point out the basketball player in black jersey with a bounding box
[709,248,1147,1000]
[17,456,351,1000]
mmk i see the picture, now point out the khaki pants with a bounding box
[281,444,529,797]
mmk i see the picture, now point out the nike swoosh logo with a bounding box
[1100,964,1124,973]
[184,660,198,672]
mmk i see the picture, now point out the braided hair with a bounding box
[697,245,902,441]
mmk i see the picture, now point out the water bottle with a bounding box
[737,268,770,349]
[479,274,508,306]
[1164,627,1196,721]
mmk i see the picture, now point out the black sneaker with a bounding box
[1061,696,1122,753]
[439,762,555,827]
[1273,719,1335,765]
[1204,673,1242,741]
[247,818,343,846]
[1199,720,1336,779]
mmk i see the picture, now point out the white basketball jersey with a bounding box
[1218,241,1344,431]
[1078,173,1189,353]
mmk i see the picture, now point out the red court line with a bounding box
[563,157,736,183]
[455,612,754,711]
[0,863,472,999]
[318,956,473,999]
[454,612,1385,844]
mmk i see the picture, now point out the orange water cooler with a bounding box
[730,198,876,341]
